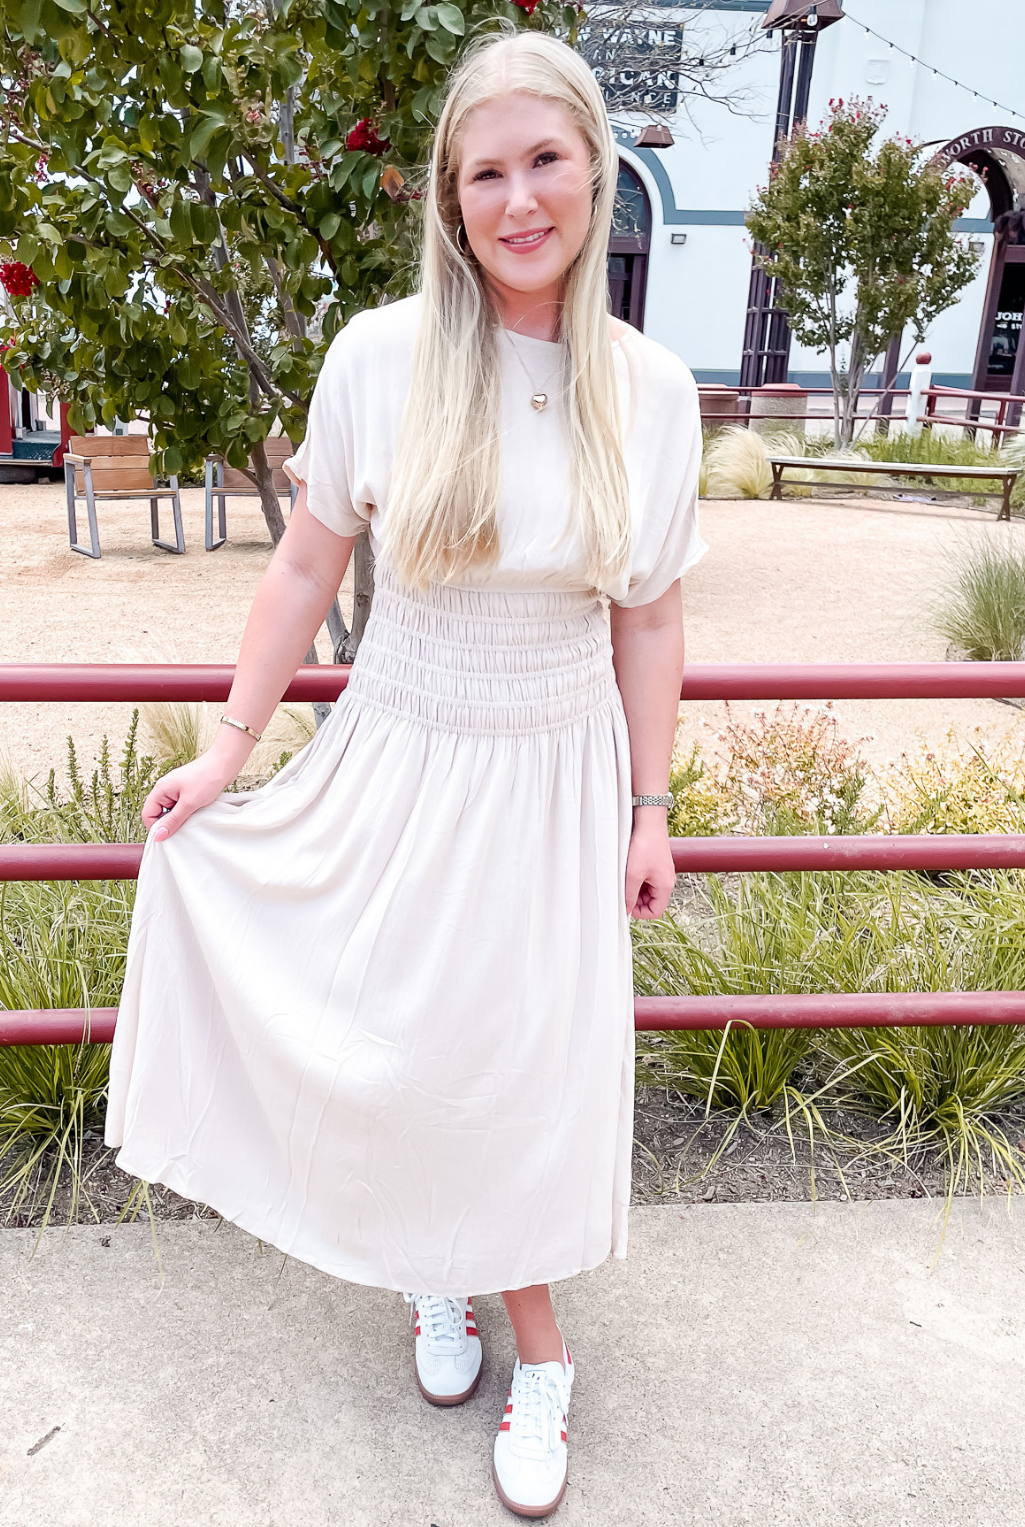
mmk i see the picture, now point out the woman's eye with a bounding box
[473,169,498,182]
[535,152,559,167]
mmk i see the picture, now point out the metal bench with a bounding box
[64,434,184,558]
[204,439,297,551]
[767,454,1021,522]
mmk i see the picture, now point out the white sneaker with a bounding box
[404,1293,483,1406]
[492,1339,574,1518]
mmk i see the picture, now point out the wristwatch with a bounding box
[632,794,674,808]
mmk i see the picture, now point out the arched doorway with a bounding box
[931,127,1025,397]
[607,161,650,331]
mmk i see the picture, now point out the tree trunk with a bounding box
[839,329,869,449]
[249,438,288,545]
[340,532,375,662]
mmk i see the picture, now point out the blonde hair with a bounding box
[385,29,631,591]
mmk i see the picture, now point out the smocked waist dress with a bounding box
[104,294,705,1294]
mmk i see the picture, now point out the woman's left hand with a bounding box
[624,816,676,920]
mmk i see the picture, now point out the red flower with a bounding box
[512,0,539,11]
[0,332,18,352]
[346,119,390,156]
[0,261,38,297]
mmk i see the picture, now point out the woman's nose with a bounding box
[504,172,539,217]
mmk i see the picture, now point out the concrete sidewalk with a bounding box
[2,1200,1024,1527]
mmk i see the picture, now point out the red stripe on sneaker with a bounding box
[499,1421,511,1431]
[561,1430,567,1442]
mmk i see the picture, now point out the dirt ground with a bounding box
[2,481,1023,787]
[680,493,1025,774]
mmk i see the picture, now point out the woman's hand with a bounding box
[625,814,676,920]
[142,753,239,841]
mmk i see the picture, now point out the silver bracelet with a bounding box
[220,715,263,742]
[632,794,673,808]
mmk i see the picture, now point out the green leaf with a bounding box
[435,3,464,33]
[169,201,193,245]
[180,45,203,73]
[319,211,341,241]
[190,113,226,160]
[191,203,220,244]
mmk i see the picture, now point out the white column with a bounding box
[904,350,933,438]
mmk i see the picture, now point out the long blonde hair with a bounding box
[385,29,631,591]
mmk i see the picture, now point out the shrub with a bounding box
[929,536,1025,662]
[690,703,876,837]
[882,731,1025,836]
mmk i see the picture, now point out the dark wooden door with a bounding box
[608,161,651,331]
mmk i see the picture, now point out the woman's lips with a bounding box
[499,227,554,252]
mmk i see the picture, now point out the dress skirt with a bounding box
[105,566,636,1296]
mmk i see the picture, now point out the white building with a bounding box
[607,0,1025,391]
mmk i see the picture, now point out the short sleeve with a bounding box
[284,322,371,539]
[608,348,706,609]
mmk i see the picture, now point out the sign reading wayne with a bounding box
[578,22,683,111]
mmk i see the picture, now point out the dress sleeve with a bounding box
[283,322,371,539]
[610,354,706,609]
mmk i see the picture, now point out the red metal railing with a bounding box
[698,384,1025,438]
[3,660,1025,1045]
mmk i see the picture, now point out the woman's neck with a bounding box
[487,279,563,341]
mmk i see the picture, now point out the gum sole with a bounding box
[492,1461,567,1519]
[415,1359,482,1407]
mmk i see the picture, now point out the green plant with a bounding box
[0,725,146,1223]
[634,865,1025,1200]
[668,744,731,838]
[882,733,1025,836]
[746,100,978,447]
[929,536,1025,662]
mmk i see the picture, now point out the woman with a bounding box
[105,28,704,1519]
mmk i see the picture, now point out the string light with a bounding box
[842,8,1025,124]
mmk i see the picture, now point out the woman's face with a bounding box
[456,92,593,331]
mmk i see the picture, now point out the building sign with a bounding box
[988,266,1025,378]
[578,23,683,111]
[931,125,1025,172]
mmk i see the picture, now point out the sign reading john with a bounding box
[578,22,683,112]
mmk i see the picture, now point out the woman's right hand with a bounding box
[142,754,239,841]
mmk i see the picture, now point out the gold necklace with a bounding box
[506,334,563,412]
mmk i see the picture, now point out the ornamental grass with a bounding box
[929,535,1025,662]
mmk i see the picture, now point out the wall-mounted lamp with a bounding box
[671,232,688,246]
[633,124,674,149]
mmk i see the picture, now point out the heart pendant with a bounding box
[530,392,548,412]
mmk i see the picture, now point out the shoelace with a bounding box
[406,1293,466,1354]
[508,1364,568,1459]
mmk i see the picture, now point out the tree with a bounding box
[0,0,576,659]
[745,98,979,447]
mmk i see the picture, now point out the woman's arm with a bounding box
[609,579,685,920]
[144,483,358,840]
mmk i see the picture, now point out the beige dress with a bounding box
[104,296,705,1296]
